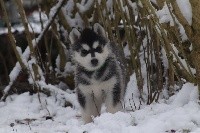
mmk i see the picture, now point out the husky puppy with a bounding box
[69,24,126,123]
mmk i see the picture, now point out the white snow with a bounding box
[76,0,94,13]
[0,11,47,35]
[0,79,200,133]
[155,0,192,26]
[155,2,190,41]
[176,0,192,25]
[64,0,75,16]
[156,4,174,26]
[171,43,196,75]
[123,44,131,58]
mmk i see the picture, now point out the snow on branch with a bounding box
[1,0,66,101]
[35,0,66,44]
[37,80,79,108]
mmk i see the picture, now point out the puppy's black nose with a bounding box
[91,59,98,66]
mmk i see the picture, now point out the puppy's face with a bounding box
[69,24,110,71]
[74,40,109,71]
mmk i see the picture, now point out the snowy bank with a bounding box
[0,83,200,133]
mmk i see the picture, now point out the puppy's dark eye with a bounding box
[95,46,102,53]
[81,49,88,57]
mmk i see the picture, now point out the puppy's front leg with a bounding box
[105,83,122,113]
[77,89,101,123]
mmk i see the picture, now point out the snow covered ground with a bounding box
[0,81,200,133]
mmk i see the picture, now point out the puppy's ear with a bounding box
[93,23,107,39]
[69,28,81,44]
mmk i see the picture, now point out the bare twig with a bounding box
[0,0,27,70]
[0,0,65,101]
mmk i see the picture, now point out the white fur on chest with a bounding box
[78,76,117,98]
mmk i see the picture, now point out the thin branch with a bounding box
[0,0,27,70]
[35,0,66,44]
[0,0,65,101]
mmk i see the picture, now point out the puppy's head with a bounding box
[69,24,110,71]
